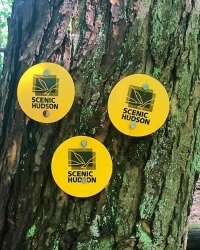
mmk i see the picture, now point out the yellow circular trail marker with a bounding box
[51,136,113,198]
[108,74,170,137]
[17,62,75,123]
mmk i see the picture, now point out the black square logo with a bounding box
[33,75,59,96]
[68,149,96,170]
[126,85,155,112]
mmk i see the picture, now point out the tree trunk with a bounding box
[0,0,200,249]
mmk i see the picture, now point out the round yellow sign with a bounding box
[17,62,75,123]
[108,74,170,136]
[51,136,113,198]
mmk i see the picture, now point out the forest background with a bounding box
[0,0,13,73]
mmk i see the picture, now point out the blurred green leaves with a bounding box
[0,0,13,74]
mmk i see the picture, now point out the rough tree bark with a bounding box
[0,0,200,249]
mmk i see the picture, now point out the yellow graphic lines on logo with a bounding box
[68,149,96,170]
[33,75,59,96]
[126,85,156,112]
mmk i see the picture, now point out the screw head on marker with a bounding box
[81,140,87,147]
[142,83,149,90]
[130,121,137,129]
[43,110,50,117]
[43,69,50,76]
[81,177,87,184]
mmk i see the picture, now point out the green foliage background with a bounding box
[0,0,13,74]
